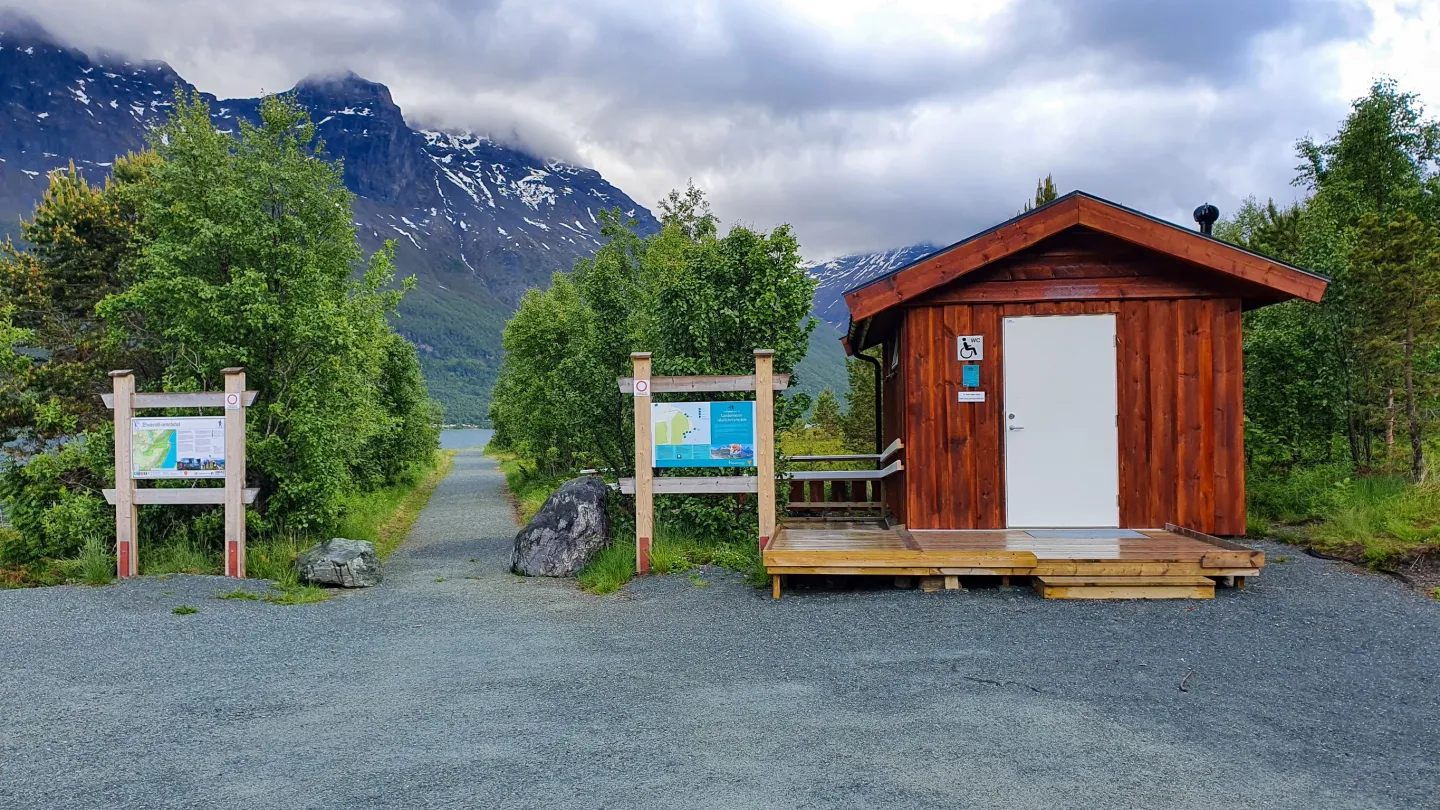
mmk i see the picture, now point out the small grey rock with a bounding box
[512,477,610,576]
[296,538,382,587]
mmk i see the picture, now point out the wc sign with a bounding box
[957,335,983,361]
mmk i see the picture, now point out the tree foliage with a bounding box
[0,91,439,562]
[840,350,879,452]
[1022,173,1059,213]
[1223,80,1440,477]
[490,185,816,539]
[811,388,842,437]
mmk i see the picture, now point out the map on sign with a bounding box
[652,401,756,468]
[131,417,226,479]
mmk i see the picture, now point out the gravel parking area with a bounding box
[2,449,1437,809]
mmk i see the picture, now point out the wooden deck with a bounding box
[763,520,1263,599]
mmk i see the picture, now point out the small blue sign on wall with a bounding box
[961,364,980,387]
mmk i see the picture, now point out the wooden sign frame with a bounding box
[102,367,257,578]
[619,350,780,574]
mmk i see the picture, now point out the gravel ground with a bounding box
[2,448,1437,810]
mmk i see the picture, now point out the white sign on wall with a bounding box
[957,391,986,403]
[957,335,984,361]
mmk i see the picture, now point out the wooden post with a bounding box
[222,368,247,578]
[754,350,775,550]
[110,370,138,578]
[632,353,653,575]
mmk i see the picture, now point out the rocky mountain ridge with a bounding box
[0,16,658,423]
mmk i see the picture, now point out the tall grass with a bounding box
[335,450,456,559]
[576,520,765,595]
[1249,463,1440,568]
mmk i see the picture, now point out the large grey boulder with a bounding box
[512,477,610,576]
[296,538,382,587]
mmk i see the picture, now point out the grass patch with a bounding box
[143,537,221,576]
[335,449,456,559]
[576,539,636,595]
[1250,464,1440,569]
[216,588,261,600]
[576,521,766,595]
[264,584,328,605]
[171,605,197,615]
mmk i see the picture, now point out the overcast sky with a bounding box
[17,0,1440,260]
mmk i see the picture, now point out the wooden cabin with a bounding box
[763,192,1326,600]
[844,191,1327,534]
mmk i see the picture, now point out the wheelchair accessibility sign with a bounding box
[957,335,983,361]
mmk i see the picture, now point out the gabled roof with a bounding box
[842,191,1328,351]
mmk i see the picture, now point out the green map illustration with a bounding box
[654,410,696,445]
[133,429,176,471]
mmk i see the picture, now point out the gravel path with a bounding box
[2,448,1437,809]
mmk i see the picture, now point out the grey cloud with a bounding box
[10,0,1380,258]
[1010,0,1372,84]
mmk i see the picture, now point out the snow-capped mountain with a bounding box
[0,14,657,424]
[806,243,938,329]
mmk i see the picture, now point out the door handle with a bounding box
[1008,425,1025,431]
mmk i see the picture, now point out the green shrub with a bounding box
[0,435,112,564]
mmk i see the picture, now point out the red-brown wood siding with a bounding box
[880,335,907,523]
[888,233,1247,534]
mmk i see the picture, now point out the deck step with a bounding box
[1032,575,1215,600]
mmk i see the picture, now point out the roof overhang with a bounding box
[841,191,1329,354]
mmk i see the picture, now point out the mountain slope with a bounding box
[0,17,658,424]
[806,243,938,330]
[794,242,939,404]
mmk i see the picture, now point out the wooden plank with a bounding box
[110,371,137,578]
[785,501,884,510]
[102,391,258,409]
[788,480,804,505]
[912,275,1230,305]
[896,526,921,551]
[1037,575,1215,586]
[1117,300,1150,527]
[766,566,948,576]
[616,374,790,393]
[223,368,247,578]
[618,476,758,495]
[1202,551,1264,569]
[830,480,850,503]
[1149,300,1178,526]
[104,488,261,505]
[878,438,904,464]
[845,196,1083,322]
[1215,300,1246,534]
[762,549,1040,568]
[631,353,653,574]
[789,453,881,463]
[755,350,777,549]
[1075,199,1327,303]
[788,461,903,481]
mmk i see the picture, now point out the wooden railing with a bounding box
[784,439,903,516]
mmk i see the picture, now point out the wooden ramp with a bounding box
[764,520,1261,600]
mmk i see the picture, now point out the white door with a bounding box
[1003,314,1119,527]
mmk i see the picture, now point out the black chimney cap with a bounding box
[1194,203,1220,235]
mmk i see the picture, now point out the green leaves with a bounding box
[2,88,439,551]
[491,184,818,484]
